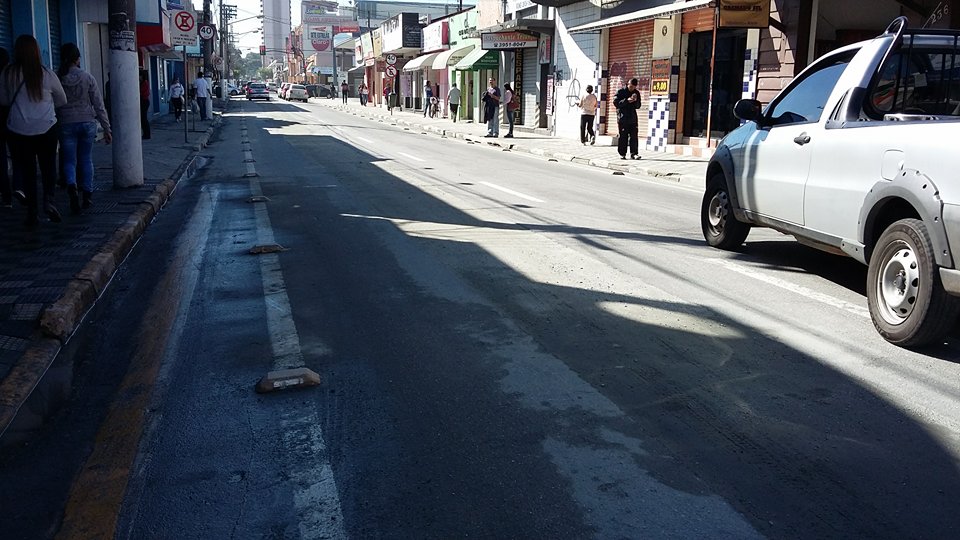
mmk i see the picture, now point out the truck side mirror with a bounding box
[734,99,763,123]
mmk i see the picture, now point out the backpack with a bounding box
[507,93,519,111]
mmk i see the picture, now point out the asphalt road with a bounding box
[3,97,960,539]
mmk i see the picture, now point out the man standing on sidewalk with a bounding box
[194,71,211,121]
[447,83,461,122]
[340,80,349,104]
[482,78,501,138]
[614,78,641,160]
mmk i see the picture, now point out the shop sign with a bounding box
[302,2,337,24]
[361,32,373,60]
[355,40,363,63]
[308,25,332,51]
[373,28,383,57]
[506,0,535,14]
[546,75,554,115]
[382,13,422,52]
[482,31,538,50]
[423,21,449,53]
[537,34,551,64]
[718,0,771,29]
[513,53,523,125]
[650,58,671,95]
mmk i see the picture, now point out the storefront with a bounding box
[379,12,422,109]
[480,25,553,128]
[453,46,499,122]
[445,8,481,122]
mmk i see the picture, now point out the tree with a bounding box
[257,67,273,81]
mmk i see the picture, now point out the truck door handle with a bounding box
[794,132,812,145]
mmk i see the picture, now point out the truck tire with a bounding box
[867,218,960,347]
[701,174,750,250]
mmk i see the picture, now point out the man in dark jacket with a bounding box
[614,78,642,160]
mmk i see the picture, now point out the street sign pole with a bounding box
[184,45,189,143]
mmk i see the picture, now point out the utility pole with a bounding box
[203,0,213,74]
[108,0,143,188]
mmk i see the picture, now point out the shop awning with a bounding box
[347,65,364,72]
[568,0,712,34]
[453,47,499,70]
[432,44,476,70]
[403,52,440,71]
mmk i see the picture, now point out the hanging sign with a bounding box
[482,31,538,50]
[718,0,771,29]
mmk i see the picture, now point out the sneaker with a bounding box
[631,154,640,160]
[590,136,596,145]
[13,190,26,205]
[504,134,513,138]
[620,155,627,160]
[44,202,62,223]
[82,191,93,209]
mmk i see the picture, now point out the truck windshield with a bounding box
[869,47,960,117]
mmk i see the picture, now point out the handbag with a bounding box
[507,94,519,111]
[1,80,26,131]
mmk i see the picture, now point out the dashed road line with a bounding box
[479,181,545,203]
[397,151,425,162]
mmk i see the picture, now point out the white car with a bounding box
[288,84,308,102]
[702,17,960,347]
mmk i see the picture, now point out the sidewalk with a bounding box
[0,108,222,443]
[316,98,709,188]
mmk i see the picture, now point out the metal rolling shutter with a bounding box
[521,47,538,126]
[48,0,61,68]
[606,20,653,138]
[0,0,12,51]
[682,7,715,34]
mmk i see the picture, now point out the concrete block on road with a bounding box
[75,253,118,295]
[40,280,98,341]
[255,367,321,394]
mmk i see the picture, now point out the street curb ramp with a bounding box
[0,114,223,445]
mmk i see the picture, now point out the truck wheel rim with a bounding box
[708,191,729,234]
[877,243,920,325]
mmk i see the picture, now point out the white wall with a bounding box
[552,1,600,140]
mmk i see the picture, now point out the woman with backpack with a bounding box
[0,35,67,226]
[503,83,517,138]
[57,42,112,214]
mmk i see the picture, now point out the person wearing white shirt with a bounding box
[169,77,184,122]
[193,72,211,120]
[447,83,461,122]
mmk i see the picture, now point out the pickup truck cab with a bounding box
[702,17,960,347]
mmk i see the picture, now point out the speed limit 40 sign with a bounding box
[199,23,216,41]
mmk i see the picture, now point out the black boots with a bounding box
[82,190,92,209]
[43,195,61,223]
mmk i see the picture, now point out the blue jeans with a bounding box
[506,109,515,135]
[487,107,500,136]
[60,121,97,192]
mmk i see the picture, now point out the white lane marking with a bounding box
[710,258,870,318]
[354,136,373,144]
[397,151,425,162]
[480,181,545,203]
[243,117,346,539]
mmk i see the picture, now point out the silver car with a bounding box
[288,84,308,102]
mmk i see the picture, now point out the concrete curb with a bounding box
[0,114,223,442]
[332,104,705,190]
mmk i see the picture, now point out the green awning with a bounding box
[453,48,499,70]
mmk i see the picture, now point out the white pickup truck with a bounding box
[702,17,960,347]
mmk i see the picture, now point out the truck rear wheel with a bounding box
[867,218,960,347]
[701,174,750,250]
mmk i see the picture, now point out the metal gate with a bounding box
[48,0,61,68]
[521,47,538,126]
[606,20,653,137]
[0,0,12,52]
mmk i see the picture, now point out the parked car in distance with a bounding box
[267,82,278,93]
[246,82,270,100]
[305,84,332,98]
[701,16,960,347]
[288,84,309,102]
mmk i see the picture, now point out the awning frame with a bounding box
[568,0,712,34]
[452,47,499,71]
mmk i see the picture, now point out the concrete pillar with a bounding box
[108,0,144,188]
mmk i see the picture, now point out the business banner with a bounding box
[718,0,770,29]
[308,25,332,51]
[481,31,538,50]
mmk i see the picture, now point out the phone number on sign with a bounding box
[489,42,534,49]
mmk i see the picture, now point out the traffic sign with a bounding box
[199,23,215,41]
[385,65,397,78]
[385,53,397,65]
[170,10,197,47]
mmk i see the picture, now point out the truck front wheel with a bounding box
[867,218,960,347]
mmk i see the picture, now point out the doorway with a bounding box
[683,28,747,139]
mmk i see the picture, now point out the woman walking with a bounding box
[0,35,67,226]
[57,42,111,213]
[169,76,185,122]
